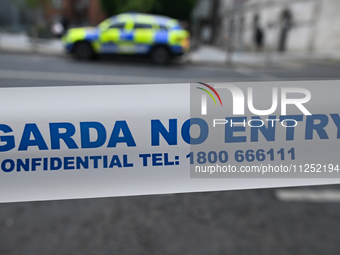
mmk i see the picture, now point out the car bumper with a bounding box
[64,43,74,53]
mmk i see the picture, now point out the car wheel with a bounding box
[150,46,171,65]
[74,41,95,60]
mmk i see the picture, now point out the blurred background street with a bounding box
[1,51,340,87]
[1,0,340,254]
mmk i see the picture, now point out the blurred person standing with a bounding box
[51,18,64,38]
[278,9,292,52]
[255,26,264,51]
[253,14,264,51]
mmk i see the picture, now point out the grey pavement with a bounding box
[187,45,340,68]
[1,186,340,255]
[1,52,340,254]
[0,32,64,55]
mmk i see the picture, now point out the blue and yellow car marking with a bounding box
[62,12,190,57]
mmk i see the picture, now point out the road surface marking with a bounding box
[234,68,277,80]
[0,69,186,84]
[276,189,340,202]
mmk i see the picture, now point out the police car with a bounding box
[62,13,190,64]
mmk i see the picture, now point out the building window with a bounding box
[52,0,63,10]
[75,0,90,12]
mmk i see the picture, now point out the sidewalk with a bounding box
[186,45,340,68]
[0,32,64,55]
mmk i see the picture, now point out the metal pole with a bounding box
[226,16,234,65]
[0,28,2,51]
[30,26,39,53]
[226,4,236,66]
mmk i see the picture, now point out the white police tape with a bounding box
[0,81,339,202]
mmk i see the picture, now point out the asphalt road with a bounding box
[1,52,340,255]
[0,52,340,87]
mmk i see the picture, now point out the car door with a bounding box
[117,20,135,54]
[99,22,125,54]
[133,22,154,54]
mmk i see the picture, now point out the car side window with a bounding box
[109,22,125,29]
[134,23,153,29]
[159,24,168,31]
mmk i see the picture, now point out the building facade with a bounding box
[193,0,340,52]
[0,0,107,32]
[45,0,107,28]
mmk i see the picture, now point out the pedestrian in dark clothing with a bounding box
[255,27,264,51]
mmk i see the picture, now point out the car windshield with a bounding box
[98,17,117,30]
